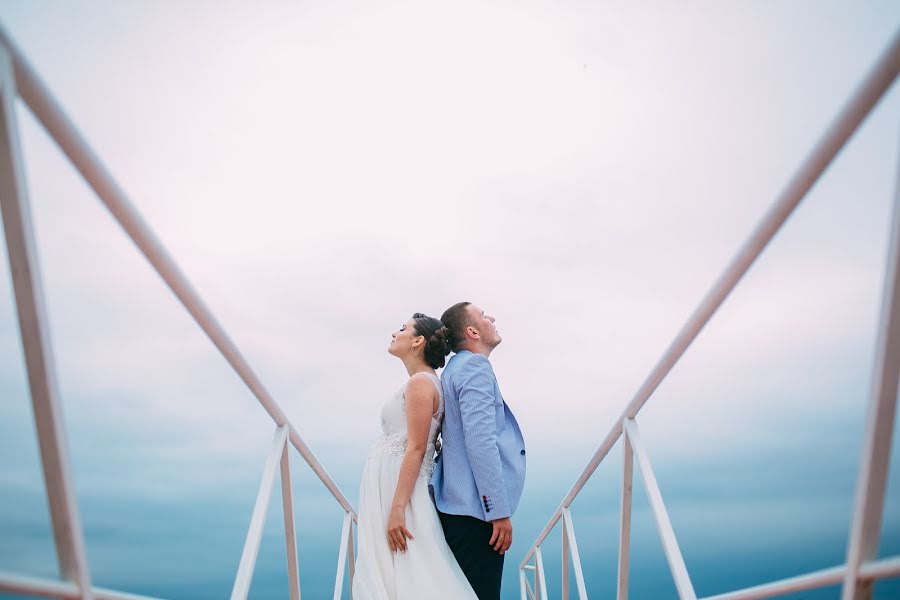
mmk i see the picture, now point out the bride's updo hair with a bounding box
[412,312,452,369]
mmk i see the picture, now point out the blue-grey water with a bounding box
[2,409,899,599]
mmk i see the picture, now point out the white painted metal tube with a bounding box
[842,143,900,600]
[700,565,846,600]
[231,426,289,600]
[535,547,549,600]
[562,508,589,600]
[347,521,357,598]
[0,47,93,599]
[520,512,564,570]
[0,571,166,600]
[519,570,529,600]
[0,571,80,599]
[521,28,900,571]
[624,419,696,600]
[93,587,169,600]
[280,442,302,600]
[333,511,353,600]
[858,555,900,580]
[562,514,569,599]
[524,574,536,600]
[0,24,356,518]
[697,555,900,600]
[617,433,633,600]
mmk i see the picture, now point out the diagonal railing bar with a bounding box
[0,571,166,600]
[0,46,93,598]
[0,23,356,519]
[702,555,900,600]
[841,137,900,600]
[0,571,82,600]
[561,508,588,600]
[280,436,302,600]
[93,589,163,600]
[700,565,846,600]
[858,555,900,580]
[0,26,359,600]
[623,419,696,600]
[535,547,550,600]
[0,18,356,600]
[520,29,900,574]
[231,426,289,600]
[523,571,536,600]
[1,15,898,600]
[520,569,531,600]
[0,574,170,600]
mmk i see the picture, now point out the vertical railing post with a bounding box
[347,521,356,599]
[0,25,367,600]
[562,515,570,599]
[841,146,900,600]
[280,443,301,600]
[231,426,289,600]
[0,45,94,600]
[516,31,900,598]
[523,564,537,600]
[618,433,634,600]
[624,419,697,600]
[333,511,353,600]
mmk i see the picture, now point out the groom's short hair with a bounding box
[441,301,472,352]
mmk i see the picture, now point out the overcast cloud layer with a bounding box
[1,1,899,598]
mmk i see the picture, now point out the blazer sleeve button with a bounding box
[520,449,526,455]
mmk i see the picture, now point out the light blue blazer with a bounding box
[430,350,526,521]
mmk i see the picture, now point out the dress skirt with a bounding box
[351,445,477,600]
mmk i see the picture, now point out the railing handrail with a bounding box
[0,23,356,519]
[519,28,900,572]
[2,14,898,600]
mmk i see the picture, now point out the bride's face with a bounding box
[388,319,423,358]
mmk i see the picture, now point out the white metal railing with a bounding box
[3,16,899,600]
[519,29,900,600]
[0,25,357,600]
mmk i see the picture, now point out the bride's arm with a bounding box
[386,374,437,553]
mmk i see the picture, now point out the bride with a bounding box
[352,313,478,599]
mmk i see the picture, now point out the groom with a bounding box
[430,302,526,600]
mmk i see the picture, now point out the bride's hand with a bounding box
[387,506,414,553]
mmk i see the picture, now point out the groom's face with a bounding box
[467,305,502,348]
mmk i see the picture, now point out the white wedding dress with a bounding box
[352,373,478,599]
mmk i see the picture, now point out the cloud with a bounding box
[1,2,899,597]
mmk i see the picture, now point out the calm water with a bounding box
[2,439,899,600]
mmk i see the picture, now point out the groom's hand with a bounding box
[489,517,513,554]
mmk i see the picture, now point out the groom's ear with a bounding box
[466,325,479,340]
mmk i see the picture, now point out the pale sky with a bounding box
[1,2,899,598]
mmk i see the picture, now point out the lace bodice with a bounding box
[369,373,444,476]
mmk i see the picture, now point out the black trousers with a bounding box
[438,510,505,600]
